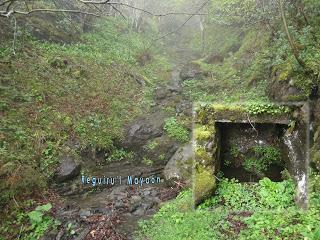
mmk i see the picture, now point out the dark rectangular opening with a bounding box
[217,122,289,182]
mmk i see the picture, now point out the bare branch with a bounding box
[107,2,207,17]
[0,8,102,17]
[109,4,126,20]
[0,0,12,7]
[5,0,14,12]
[24,0,30,11]
[82,1,104,14]
[78,0,110,4]
[1,0,207,19]
[150,0,211,45]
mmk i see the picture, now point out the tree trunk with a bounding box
[199,15,205,55]
[279,0,306,68]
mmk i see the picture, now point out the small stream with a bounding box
[52,61,189,239]
[53,162,180,240]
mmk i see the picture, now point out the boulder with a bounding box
[55,155,81,183]
[123,113,165,149]
[142,135,178,165]
[179,63,204,81]
[267,79,305,101]
[164,143,193,181]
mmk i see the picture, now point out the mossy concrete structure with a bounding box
[193,103,309,208]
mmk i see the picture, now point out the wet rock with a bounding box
[168,68,182,93]
[267,75,306,101]
[164,143,193,181]
[141,135,178,165]
[180,63,204,81]
[143,190,151,196]
[53,181,85,196]
[40,229,59,240]
[115,201,126,210]
[141,201,154,211]
[288,86,300,95]
[284,127,308,209]
[131,195,142,202]
[55,229,64,240]
[59,208,80,219]
[124,113,164,149]
[55,155,81,183]
[151,190,158,197]
[168,84,181,93]
[132,201,154,216]
[129,195,142,212]
[26,17,80,44]
[129,201,141,213]
[79,209,91,218]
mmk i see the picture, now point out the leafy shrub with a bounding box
[137,190,217,240]
[245,103,290,115]
[201,178,259,210]
[230,145,240,158]
[142,157,153,166]
[25,204,58,239]
[75,114,121,150]
[258,178,295,209]
[243,146,282,175]
[138,178,315,240]
[164,117,189,143]
[14,203,60,240]
[106,148,134,163]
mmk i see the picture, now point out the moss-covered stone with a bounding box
[193,110,220,206]
[195,146,213,165]
[193,165,215,206]
[194,125,214,142]
[195,103,292,125]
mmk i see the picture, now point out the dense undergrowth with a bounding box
[182,0,320,104]
[0,16,171,238]
[138,176,320,240]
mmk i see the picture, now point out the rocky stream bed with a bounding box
[45,55,197,239]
